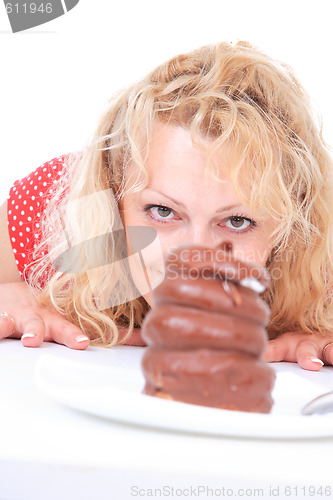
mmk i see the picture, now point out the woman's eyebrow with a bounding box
[214,204,246,214]
[142,188,186,208]
[142,189,245,213]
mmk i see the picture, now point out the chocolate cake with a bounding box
[141,241,276,413]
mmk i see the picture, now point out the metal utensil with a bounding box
[301,391,333,416]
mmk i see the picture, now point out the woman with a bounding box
[1,40,333,370]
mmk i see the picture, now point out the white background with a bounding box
[0,0,332,200]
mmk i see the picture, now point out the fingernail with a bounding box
[75,335,89,343]
[310,357,324,366]
[21,333,37,340]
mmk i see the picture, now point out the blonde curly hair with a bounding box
[27,41,333,344]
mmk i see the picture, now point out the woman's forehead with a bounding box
[125,122,267,212]
[145,124,226,177]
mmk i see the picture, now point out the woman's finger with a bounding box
[295,339,324,371]
[44,315,90,350]
[0,312,17,338]
[262,337,291,363]
[264,334,325,371]
[20,313,46,347]
[321,342,333,366]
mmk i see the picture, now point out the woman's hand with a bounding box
[262,330,333,371]
[0,282,90,349]
[119,327,146,346]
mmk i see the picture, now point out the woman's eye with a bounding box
[148,205,176,220]
[225,216,252,231]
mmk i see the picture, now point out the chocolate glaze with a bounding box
[142,349,275,413]
[153,275,270,324]
[142,304,268,356]
[141,241,276,413]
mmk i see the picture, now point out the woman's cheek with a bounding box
[126,228,166,300]
[232,235,272,267]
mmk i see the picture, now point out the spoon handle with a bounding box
[301,391,333,416]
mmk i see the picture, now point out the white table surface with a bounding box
[0,339,333,500]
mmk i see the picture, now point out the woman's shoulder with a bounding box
[7,153,76,281]
[9,153,72,193]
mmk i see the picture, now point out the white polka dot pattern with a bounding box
[7,155,69,282]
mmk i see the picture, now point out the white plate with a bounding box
[34,350,333,439]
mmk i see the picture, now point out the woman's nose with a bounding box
[183,224,219,248]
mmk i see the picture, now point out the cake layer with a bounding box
[152,274,270,325]
[142,303,267,356]
[142,348,275,413]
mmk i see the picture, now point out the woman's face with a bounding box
[121,123,275,306]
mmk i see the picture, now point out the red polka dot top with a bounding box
[7,154,69,284]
